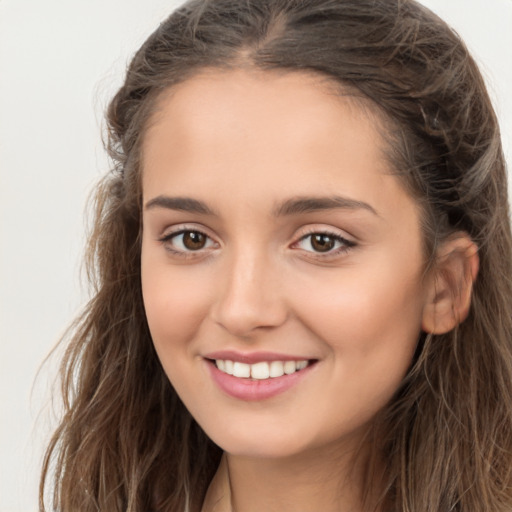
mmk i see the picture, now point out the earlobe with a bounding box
[421,233,479,335]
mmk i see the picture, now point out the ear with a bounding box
[422,233,479,335]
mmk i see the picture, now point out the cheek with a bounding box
[141,256,212,353]
[298,271,423,435]
[141,258,219,407]
[293,253,425,380]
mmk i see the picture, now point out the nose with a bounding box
[211,248,288,338]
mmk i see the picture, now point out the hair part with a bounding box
[41,1,512,511]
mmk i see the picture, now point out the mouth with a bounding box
[204,355,318,401]
[210,358,313,380]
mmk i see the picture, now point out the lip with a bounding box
[203,350,312,364]
[204,356,317,401]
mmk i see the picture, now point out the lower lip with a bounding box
[206,360,315,401]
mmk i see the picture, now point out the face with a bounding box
[141,69,430,459]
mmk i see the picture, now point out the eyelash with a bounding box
[158,227,356,259]
[292,229,356,258]
[158,228,216,258]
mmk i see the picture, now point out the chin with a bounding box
[218,438,307,460]
[202,423,308,459]
[204,421,357,462]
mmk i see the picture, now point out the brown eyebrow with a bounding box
[144,195,216,215]
[273,195,378,217]
[144,194,378,217]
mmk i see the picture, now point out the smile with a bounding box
[215,359,309,379]
[205,354,317,401]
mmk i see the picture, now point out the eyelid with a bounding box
[157,224,220,256]
[158,222,216,239]
[291,226,357,257]
[156,223,356,259]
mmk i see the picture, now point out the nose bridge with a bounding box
[212,241,287,336]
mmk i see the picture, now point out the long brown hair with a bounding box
[40,0,512,510]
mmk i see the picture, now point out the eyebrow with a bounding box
[144,195,216,215]
[144,194,378,217]
[273,195,378,217]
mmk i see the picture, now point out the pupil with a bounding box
[183,231,206,250]
[311,234,335,252]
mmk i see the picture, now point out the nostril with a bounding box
[210,264,288,336]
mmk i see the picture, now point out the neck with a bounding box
[203,436,384,512]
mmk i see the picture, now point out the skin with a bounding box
[140,69,472,511]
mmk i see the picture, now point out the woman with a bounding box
[40,0,512,510]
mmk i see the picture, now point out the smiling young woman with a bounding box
[41,1,512,511]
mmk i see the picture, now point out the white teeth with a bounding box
[251,362,270,380]
[269,361,285,378]
[215,359,309,379]
[224,360,234,375]
[232,362,251,378]
[284,361,296,375]
[296,360,308,370]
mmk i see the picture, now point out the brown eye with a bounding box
[182,231,207,250]
[310,234,336,252]
[161,229,216,253]
[294,231,355,256]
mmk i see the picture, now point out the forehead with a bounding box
[145,69,384,145]
[141,69,415,224]
[148,68,375,126]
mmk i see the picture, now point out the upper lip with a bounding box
[203,350,315,364]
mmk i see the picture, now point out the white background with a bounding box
[0,1,511,511]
